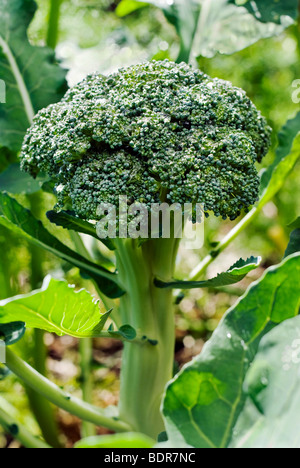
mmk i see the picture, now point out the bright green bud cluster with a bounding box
[20,60,271,221]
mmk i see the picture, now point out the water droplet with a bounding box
[227,332,232,339]
[260,377,268,386]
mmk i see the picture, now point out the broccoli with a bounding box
[21,60,271,222]
[20,60,271,438]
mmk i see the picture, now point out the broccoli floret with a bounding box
[20,60,271,221]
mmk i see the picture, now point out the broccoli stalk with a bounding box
[20,60,271,438]
[115,237,179,436]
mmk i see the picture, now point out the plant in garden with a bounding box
[0,0,299,450]
[15,59,272,437]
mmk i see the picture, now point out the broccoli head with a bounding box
[20,60,271,221]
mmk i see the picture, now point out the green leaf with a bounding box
[108,324,137,341]
[125,0,294,60]
[162,254,300,448]
[191,0,292,59]
[74,433,155,448]
[0,322,25,345]
[0,0,67,156]
[155,256,261,289]
[284,222,300,257]
[46,210,116,251]
[0,276,112,338]
[229,0,299,24]
[0,192,124,298]
[230,315,300,448]
[116,0,149,16]
[258,117,300,208]
[139,0,293,60]
[0,163,43,194]
[260,112,300,195]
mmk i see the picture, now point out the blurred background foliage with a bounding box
[0,0,299,447]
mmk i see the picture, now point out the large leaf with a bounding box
[191,0,293,59]
[74,433,155,448]
[46,210,116,251]
[229,0,299,24]
[162,254,300,448]
[230,315,300,448]
[0,163,43,194]
[0,192,124,298]
[0,0,67,159]
[127,0,293,60]
[0,276,112,338]
[155,257,261,289]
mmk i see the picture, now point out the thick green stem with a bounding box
[5,348,131,433]
[116,238,179,439]
[47,0,62,49]
[0,407,50,448]
[80,337,96,438]
[176,42,191,64]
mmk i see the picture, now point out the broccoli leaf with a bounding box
[260,112,300,195]
[0,322,26,346]
[126,0,294,60]
[228,0,299,25]
[161,254,300,448]
[258,113,300,207]
[74,433,155,448]
[0,277,112,338]
[0,163,43,194]
[285,231,300,258]
[230,315,300,448]
[154,256,261,289]
[0,0,67,161]
[285,219,300,258]
[191,0,293,59]
[46,210,116,251]
[0,192,124,298]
